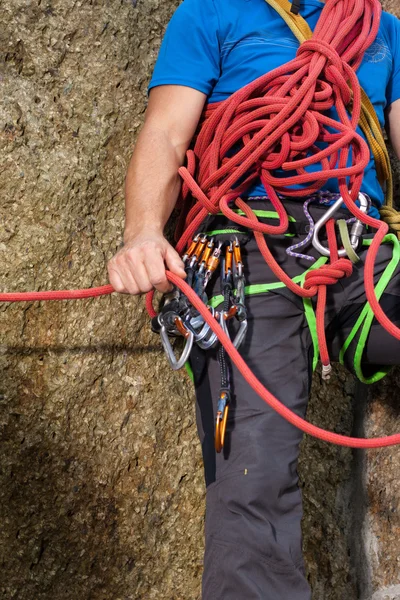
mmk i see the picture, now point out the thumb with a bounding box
[165,244,187,278]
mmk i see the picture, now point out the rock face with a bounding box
[0,1,399,599]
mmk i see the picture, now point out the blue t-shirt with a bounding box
[148,0,400,218]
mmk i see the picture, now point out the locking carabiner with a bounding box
[312,192,370,258]
[215,390,230,453]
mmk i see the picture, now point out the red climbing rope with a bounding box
[164,269,400,449]
[147,0,400,445]
[0,285,114,303]
[1,0,400,448]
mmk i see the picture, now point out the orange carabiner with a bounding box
[224,305,238,321]
[174,315,191,339]
[200,238,214,266]
[233,236,243,277]
[225,242,233,278]
[205,241,222,275]
[215,392,230,453]
[183,234,201,263]
[194,235,208,260]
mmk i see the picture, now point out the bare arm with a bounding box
[386,98,400,160]
[108,85,206,295]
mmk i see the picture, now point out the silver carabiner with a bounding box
[312,192,370,258]
[159,316,194,371]
[219,308,231,339]
[188,308,219,350]
[198,327,219,350]
[218,307,248,349]
[233,319,248,349]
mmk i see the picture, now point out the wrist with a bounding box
[123,222,164,242]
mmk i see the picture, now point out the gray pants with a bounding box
[189,199,400,599]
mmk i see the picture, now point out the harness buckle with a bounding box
[312,192,370,258]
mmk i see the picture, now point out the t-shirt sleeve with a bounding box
[385,13,400,106]
[148,0,221,97]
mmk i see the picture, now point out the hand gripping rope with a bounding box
[1,0,400,449]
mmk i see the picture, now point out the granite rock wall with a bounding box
[0,1,399,598]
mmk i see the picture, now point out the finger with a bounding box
[165,245,187,278]
[145,250,174,294]
[111,258,140,295]
[126,257,153,293]
[107,263,128,294]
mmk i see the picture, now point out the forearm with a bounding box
[124,123,186,241]
[108,85,205,295]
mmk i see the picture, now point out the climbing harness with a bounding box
[1,0,400,452]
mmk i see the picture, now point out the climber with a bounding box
[107,0,400,598]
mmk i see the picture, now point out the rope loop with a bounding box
[178,167,220,215]
[324,66,352,105]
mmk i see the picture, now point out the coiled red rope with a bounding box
[1,0,399,447]
[150,0,400,341]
